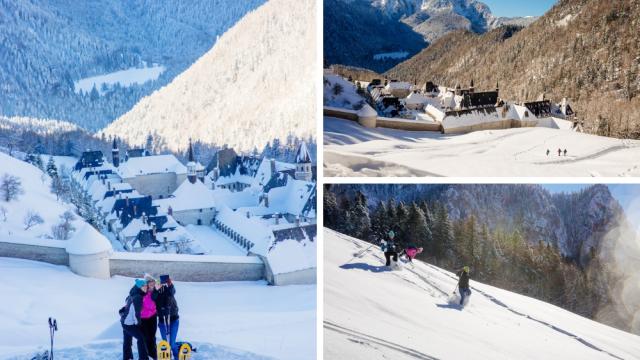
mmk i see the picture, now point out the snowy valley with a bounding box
[324,229,640,360]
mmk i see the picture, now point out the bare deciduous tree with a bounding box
[0,174,23,202]
[23,211,44,230]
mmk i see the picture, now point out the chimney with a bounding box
[263,193,269,208]
[168,206,173,216]
[246,211,250,219]
[133,205,137,216]
[273,213,279,225]
[270,158,276,175]
[295,215,300,227]
[107,181,111,191]
[125,196,129,206]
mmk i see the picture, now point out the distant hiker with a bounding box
[121,279,149,360]
[563,149,567,156]
[557,148,562,156]
[153,275,180,359]
[381,230,399,267]
[141,274,159,360]
[402,246,423,263]
[546,149,550,156]
[457,266,471,306]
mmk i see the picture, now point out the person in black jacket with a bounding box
[457,266,471,306]
[381,230,399,267]
[121,279,149,360]
[153,274,180,359]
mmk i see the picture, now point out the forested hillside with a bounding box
[0,0,263,131]
[387,0,640,138]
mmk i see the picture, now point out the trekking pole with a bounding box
[167,314,172,360]
[48,317,57,360]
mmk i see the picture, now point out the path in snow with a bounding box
[324,229,640,360]
[323,117,640,177]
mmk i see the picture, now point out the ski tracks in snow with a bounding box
[324,321,440,360]
[423,264,627,360]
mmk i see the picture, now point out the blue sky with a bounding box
[481,0,557,18]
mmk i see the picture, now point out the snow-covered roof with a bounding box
[266,237,316,274]
[66,224,113,255]
[211,188,260,210]
[117,154,187,178]
[385,81,411,90]
[120,218,152,238]
[252,158,295,187]
[295,141,312,163]
[357,104,377,118]
[404,92,428,105]
[217,206,275,256]
[264,178,315,217]
[155,179,216,212]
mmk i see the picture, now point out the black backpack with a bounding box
[118,296,133,323]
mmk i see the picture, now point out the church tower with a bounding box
[294,141,312,182]
[112,138,120,168]
[187,139,197,184]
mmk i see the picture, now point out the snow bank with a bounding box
[267,238,316,274]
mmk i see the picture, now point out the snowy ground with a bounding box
[324,117,640,177]
[74,65,165,94]
[0,257,315,360]
[185,225,247,256]
[324,228,640,360]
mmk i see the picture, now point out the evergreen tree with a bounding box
[323,187,340,230]
[349,191,371,240]
[405,203,431,250]
[46,156,58,178]
[370,201,389,242]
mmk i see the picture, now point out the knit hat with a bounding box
[135,279,146,289]
[144,273,156,283]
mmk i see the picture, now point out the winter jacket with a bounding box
[141,290,157,319]
[405,247,418,259]
[381,239,397,253]
[122,286,145,326]
[457,270,470,289]
[152,284,179,323]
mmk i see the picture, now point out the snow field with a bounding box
[74,65,166,95]
[324,229,640,360]
[324,117,640,177]
[0,257,316,360]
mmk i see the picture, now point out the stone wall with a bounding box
[323,107,358,121]
[110,252,265,282]
[170,208,217,227]
[376,117,442,132]
[0,241,68,265]
[442,119,538,134]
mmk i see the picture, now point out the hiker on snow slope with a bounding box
[457,266,472,306]
[380,230,399,267]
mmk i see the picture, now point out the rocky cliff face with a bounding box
[330,183,627,265]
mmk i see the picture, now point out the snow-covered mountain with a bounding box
[0,0,264,131]
[102,0,316,153]
[324,229,640,360]
[324,0,536,71]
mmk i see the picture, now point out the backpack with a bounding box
[119,296,133,323]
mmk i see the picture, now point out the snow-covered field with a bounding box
[74,65,165,94]
[324,117,640,177]
[324,228,640,360]
[0,257,315,360]
[324,74,366,110]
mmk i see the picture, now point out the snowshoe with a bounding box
[178,342,193,360]
[157,340,171,359]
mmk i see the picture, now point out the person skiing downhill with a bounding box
[121,279,149,360]
[457,266,471,306]
[380,230,399,267]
